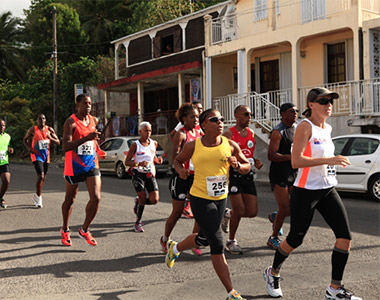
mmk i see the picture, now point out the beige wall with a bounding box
[212,54,237,97]
[87,86,130,116]
[300,29,353,87]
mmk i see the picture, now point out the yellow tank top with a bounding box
[190,136,231,200]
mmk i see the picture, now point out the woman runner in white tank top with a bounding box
[264,87,362,300]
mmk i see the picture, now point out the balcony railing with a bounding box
[362,0,380,13]
[299,79,380,116]
[211,14,238,45]
[212,89,292,131]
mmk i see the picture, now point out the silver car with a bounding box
[333,134,380,202]
[98,137,170,179]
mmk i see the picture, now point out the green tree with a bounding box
[0,12,26,82]
[22,0,88,68]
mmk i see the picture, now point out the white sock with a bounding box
[328,285,339,293]
[228,289,237,297]
[173,244,180,254]
[162,236,168,242]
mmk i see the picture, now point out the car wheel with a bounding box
[116,161,127,179]
[368,176,380,202]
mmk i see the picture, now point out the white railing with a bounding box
[362,0,380,13]
[211,14,238,45]
[299,79,380,116]
[212,90,286,132]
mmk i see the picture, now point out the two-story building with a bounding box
[204,0,380,144]
[97,1,230,136]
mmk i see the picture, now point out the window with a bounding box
[254,0,267,21]
[100,140,113,151]
[347,138,380,156]
[327,42,346,83]
[333,138,350,155]
[260,60,279,93]
[110,139,123,151]
[301,0,326,24]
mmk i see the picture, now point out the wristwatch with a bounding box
[135,162,139,167]
[234,162,241,171]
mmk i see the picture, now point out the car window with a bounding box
[100,140,113,151]
[157,143,163,151]
[127,139,137,147]
[333,138,350,155]
[346,138,380,156]
[110,139,123,150]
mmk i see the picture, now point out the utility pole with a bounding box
[52,6,58,133]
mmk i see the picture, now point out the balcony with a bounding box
[211,14,238,45]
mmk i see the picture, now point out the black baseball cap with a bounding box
[306,87,339,102]
[280,103,296,113]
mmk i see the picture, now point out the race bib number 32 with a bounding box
[78,141,94,155]
[206,175,228,197]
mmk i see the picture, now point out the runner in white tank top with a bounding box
[264,87,361,300]
[293,118,337,189]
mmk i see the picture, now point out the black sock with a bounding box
[331,247,349,286]
[272,247,289,273]
[136,203,145,221]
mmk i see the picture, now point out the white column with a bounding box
[292,40,301,108]
[115,44,120,80]
[205,56,212,109]
[178,73,185,106]
[137,82,144,124]
[123,41,130,68]
[237,49,246,94]
[179,23,187,50]
[104,89,109,125]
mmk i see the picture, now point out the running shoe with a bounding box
[166,240,180,268]
[160,236,168,253]
[227,289,247,300]
[134,221,144,233]
[133,197,138,215]
[0,199,7,209]
[60,228,72,246]
[78,228,97,246]
[263,266,283,298]
[221,208,231,233]
[32,194,43,208]
[191,248,202,256]
[225,239,243,255]
[325,285,362,300]
[267,236,281,249]
[182,200,194,218]
[268,211,283,236]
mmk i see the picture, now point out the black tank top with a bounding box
[269,122,297,178]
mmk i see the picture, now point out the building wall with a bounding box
[212,54,237,97]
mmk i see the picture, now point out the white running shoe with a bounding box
[263,266,283,298]
[32,194,42,208]
[325,285,362,300]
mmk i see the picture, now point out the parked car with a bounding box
[98,137,169,179]
[332,134,380,202]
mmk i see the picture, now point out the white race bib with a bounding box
[78,141,94,156]
[324,165,336,177]
[0,151,6,160]
[38,140,49,150]
[206,175,228,197]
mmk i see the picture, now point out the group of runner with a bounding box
[0,89,361,300]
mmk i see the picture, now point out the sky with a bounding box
[1,0,31,18]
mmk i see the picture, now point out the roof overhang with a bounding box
[97,61,202,93]
[347,116,380,127]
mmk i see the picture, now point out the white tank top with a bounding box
[134,138,156,174]
[293,119,337,190]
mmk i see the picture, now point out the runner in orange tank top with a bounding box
[23,114,60,208]
[60,94,105,247]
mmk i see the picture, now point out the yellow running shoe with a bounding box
[165,240,180,268]
[227,289,246,300]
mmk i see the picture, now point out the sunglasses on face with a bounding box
[242,112,253,117]
[288,109,299,113]
[313,98,334,105]
[208,116,225,123]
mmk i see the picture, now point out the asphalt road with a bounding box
[0,164,379,300]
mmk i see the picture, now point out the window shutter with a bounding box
[153,36,161,58]
[173,30,182,53]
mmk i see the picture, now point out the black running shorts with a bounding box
[64,168,101,185]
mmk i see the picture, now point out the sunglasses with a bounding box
[208,116,225,123]
[242,112,254,117]
[313,98,334,105]
[288,109,299,113]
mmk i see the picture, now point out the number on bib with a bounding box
[0,151,5,161]
[206,175,228,197]
[78,141,94,155]
[38,140,49,150]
